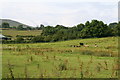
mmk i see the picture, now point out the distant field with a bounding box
[2,37,119,78]
[2,30,42,38]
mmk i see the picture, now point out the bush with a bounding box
[2,40,16,44]
[81,50,94,55]
[44,35,52,42]
[31,35,45,43]
[16,37,24,43]
[96,52,110,57]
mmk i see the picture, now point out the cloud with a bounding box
[1,0,119,2]
[1,1,118,27]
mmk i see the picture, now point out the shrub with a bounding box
[31,35,45,43]
[95,52,111,57]
[16,37,24,43]
[99,53,110,57]
[44,35,52,42]
[59,63,67,71]
[81,50,94,55]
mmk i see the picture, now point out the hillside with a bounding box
[2,37,118,78]
[0,19,32,28]
[2,29,42,39]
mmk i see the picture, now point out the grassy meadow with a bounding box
[2,37,119,78]
[2,30,42,39]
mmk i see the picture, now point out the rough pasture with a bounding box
[2,30,42,39]
[2,37,119,78]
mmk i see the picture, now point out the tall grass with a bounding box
[2,37,118,78]
[7,60,14,79]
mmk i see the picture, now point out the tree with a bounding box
[116,22,120,36]
[52,34,60,42]
[40,24,45,30]
[34,20,118,43]
[31,35,44,43]
[42,26,56,36]
[55,25,67,30]
[44,35,52,42]
[76,23,85,31]
[85,21,90,26]
[12,26,17,29]
[80,20,112,38]
[16,37,24,43]
[17,25,24,30]
[2,22,10,28]
[109,22,118,36]
[26,26,32,30]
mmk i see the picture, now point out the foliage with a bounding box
[16,37,24,43]
[2,20,119,43]
[31,35,44,43]
[40,20,118,42]
[2,22,10,28]
[59,63,67,71]
[17,25,24,30]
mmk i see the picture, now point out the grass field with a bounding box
[2,30,42,39]
[2,37,119,78]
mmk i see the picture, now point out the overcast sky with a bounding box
[1,0,119,27]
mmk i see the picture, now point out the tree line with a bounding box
[2,20,120,43]
[32,20,119,43]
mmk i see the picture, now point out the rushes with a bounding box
[77,56,81,63]
[53,55,56,60]
[84,65,90,77]
[111,63,118,77]
[24,64,28,78]
[111,64,116,77]
[5,55,117,78]
[37,64,40,69]
[90,56,93,63]
[96,64,101,72]
[79,61,84,78]
[7,60,14,79]
[46,55,49,60]
[80,49,115,57]
[30,56,33,62]
[97,62,106,70]
[80,61,83,71]
[39,72,44,78]
[4,45,117,78]
[104,60,108,70]
[59,62,67,71]
[27,56,33,62]
[58,59,68,71]
[80,71,84,78]
[39,70,47,78]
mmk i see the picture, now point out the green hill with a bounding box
[0,19,32,28]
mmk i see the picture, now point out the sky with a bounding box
[118,1,120,21]
[1,0,119,27]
